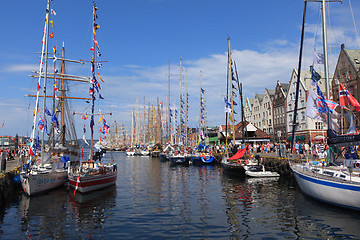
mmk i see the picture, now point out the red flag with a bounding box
[81,148,83,159]
[29,148,34,157]
[97,72,104,82]
[73,176,80,195]
[49,32,54,38]
[339,81,360,111]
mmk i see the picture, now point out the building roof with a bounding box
[219,121,271,140]
[344,48,360,72]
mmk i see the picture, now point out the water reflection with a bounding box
[18,189,69,239]
[1,152,360,239]
[293,189,360,239]
[67,185,117,238]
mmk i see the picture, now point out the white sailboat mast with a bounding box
[321,0,331,127]
[29,0,50,163]
[39,0,51,164]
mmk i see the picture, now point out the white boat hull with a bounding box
[20,170,68,196]
[291,165,360,210]
[245,171,280,178]
[69,171,117,193]
[126,151,135,156]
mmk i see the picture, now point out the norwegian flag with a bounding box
[339,81,360,111]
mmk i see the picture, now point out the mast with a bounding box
[291,1,307,152]
[167,61,171,144]
[321,0,331,127]
[228,38,236,145]
[40,0,51,164]
[179,58,183,146]
[200,71,202,144]
[60,43,66,145]
[234,62,244,144]
[89,3,98,161]
[185,70,188,147]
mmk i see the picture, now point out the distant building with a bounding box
[285,68,330,142]
[331,43,360,133]
[244,97,254,123]
[273,81,289,141]
[262,88,275,135]
[218,121,271,145]
[251,93,264,131]
[0,135,29,149]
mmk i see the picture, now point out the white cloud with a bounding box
[3,64,37,72]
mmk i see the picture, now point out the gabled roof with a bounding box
[255,93,264,102]
[343,48,360,73]
[281,83,289,93]
[219,121,271,140]
[266,89,275,98]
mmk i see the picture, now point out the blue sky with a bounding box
[1,0,360,139]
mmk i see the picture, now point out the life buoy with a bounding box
[355,162,360,168]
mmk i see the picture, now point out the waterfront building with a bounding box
[331,44,360,133]
[285,68,329,142]
[243,97,254,123]
[250,93,264,131]
[218,121,270,145]
[244,89,275,138]
[273,81,289,141]
[261,89,275,136]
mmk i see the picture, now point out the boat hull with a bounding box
[20,170,68,196]
[190,155,215,165]
[68,171,117,193]
[291,165,360,210]
[245,171,280,178]
[169,156,189,165]
[221,161,245,176]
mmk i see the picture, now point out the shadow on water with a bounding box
[0,151,360,239]
[293,187,360,239]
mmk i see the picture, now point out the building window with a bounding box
[315,122,323,130]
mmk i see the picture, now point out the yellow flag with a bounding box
[50,20,54,27]
[229,114,234,123]
[98,116,102,123]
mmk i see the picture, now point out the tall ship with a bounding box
[68,3,117,194]
[20,0,87,195]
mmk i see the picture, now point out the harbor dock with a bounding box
[0,157,21,205]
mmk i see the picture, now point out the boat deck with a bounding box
[291,164,360,185]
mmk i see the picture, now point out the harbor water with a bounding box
[0,151,360,239]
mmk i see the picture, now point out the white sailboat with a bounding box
[290,0,360,210]
[20,0,81,195]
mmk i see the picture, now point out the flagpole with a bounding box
[321,0,331,128]
[90,4,97,161]
[291,0,307,153]
[41,0,51,165]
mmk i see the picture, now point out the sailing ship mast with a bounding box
[167,61,171,144]
[225,38,236,153]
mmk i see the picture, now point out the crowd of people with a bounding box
[210,141,331,160]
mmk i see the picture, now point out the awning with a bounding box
[208,136,218,143]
